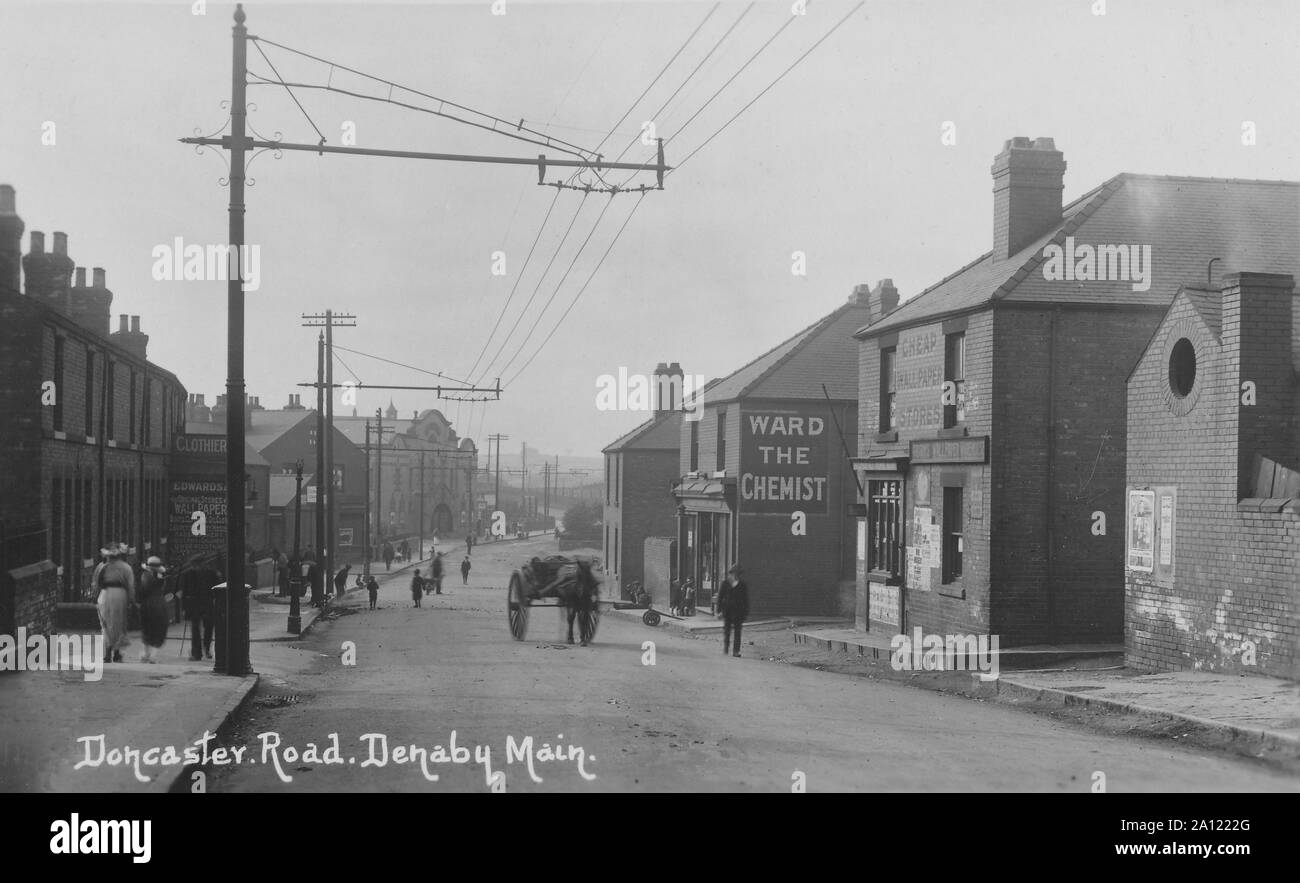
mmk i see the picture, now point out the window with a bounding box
[614,454,620,505]
[129,371,137,444]
[613,526,619,574]
[51,478,63,575]
[867,479,903,577]
[879,348,896,432]
[606,457,612,504]
[52,336,64,432]
[1169,338,1196,397]
[142,377,151,447]
[689,420,699,472]
[105,362,115,441]
[942,486,963,583]
[944,332,966,428]
[716,408,726,472]
[84,351,95,435]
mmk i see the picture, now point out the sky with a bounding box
[4,0,1300,459]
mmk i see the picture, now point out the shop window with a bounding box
[943,332,966,428]
[867,479,903,577]
[879,348,896,432]
[942,486,963,583]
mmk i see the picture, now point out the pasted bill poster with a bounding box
[1126,489,1155,572]
[907,506,937,591]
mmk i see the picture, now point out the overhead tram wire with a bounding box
[670,1,866,176]
[664,3,806,149]
[503,193,648,389]
[330,344,474,386]
[464,187,563,383]
[590,1,721,157]
[249,39,326,144]
[246,35,598,160]
[493,195,617,380]
[608,2,756,168]
[472,193,591,387]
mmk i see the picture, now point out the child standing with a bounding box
[367,574,379,610]
[410,569,424,608]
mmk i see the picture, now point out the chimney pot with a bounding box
[92,267,106,288]
[118,314,129,333]
[0,185,15,214]
[30,231,44,254]
[75,267,86,287]
[52,232,67,256]
[130,315,140,333]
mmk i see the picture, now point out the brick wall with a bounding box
[5,560,59,635]
[1126,277,1300,679]
[606,449,677,593]
[991,305,1162,644]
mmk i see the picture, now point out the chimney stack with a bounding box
[285,393,305,410]
[848,283,872,307]
[0,185,24,296]
[1221,272,1300,497]
[653,361,686,414]
[62,260,112,338]
[869,279,900,322]
[991,136,1067,260]
[22,228,74,317]
[112,313,149,360]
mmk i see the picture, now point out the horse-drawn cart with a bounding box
[506,555,601,645]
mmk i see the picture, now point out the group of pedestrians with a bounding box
[92,542,217,664]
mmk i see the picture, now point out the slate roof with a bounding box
[701,301,873,405]
[602,410,684,453]
[856,174,1300,338]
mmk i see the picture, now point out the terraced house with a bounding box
[852,137,1300,647]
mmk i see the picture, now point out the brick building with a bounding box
[601,362,686,600]
[0,185,188,634]
[334,404,477,546]
[189,395,368,564]
[853,137,1300,646]
[1124,273,1299,680]
[673,295,870,617]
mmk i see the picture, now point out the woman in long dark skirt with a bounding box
[138,556,170,663]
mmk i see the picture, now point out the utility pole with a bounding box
[521,442,527,519]
[314,333,324,604]
[418,448,425,561]
[288,459,303,634]
[363,419,371,578]
[302,310,356,593]
[216,4,250,677]
[376,408,386,545]
[488,434,509,513]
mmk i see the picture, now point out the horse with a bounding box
[529,556,601,645]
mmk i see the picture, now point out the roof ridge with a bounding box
[738,301,867,398]
[1119,172,1300,187]
[990,174,1128,301]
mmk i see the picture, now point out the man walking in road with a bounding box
[383,541,395,571]
[716,565,749,658]
[431,553,445,594]
[334,564,351,599]
[461,555,471,585]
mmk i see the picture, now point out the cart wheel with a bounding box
[578,606,600,645]
[507,573,530,640]
[643,610,660,627]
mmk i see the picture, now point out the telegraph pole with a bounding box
[314,333,325,591]
[363,419,371,578]
[418,449,425,561]
[219,4,250,677]
[488,434,509,512]
[376,408,386,544]
[521,442,527,518]
[302,310,355,591]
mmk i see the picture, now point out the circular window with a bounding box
[1168,338,1196,397]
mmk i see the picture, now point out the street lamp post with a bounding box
[288,459,304,634]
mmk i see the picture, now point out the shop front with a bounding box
[675,478,734,612]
